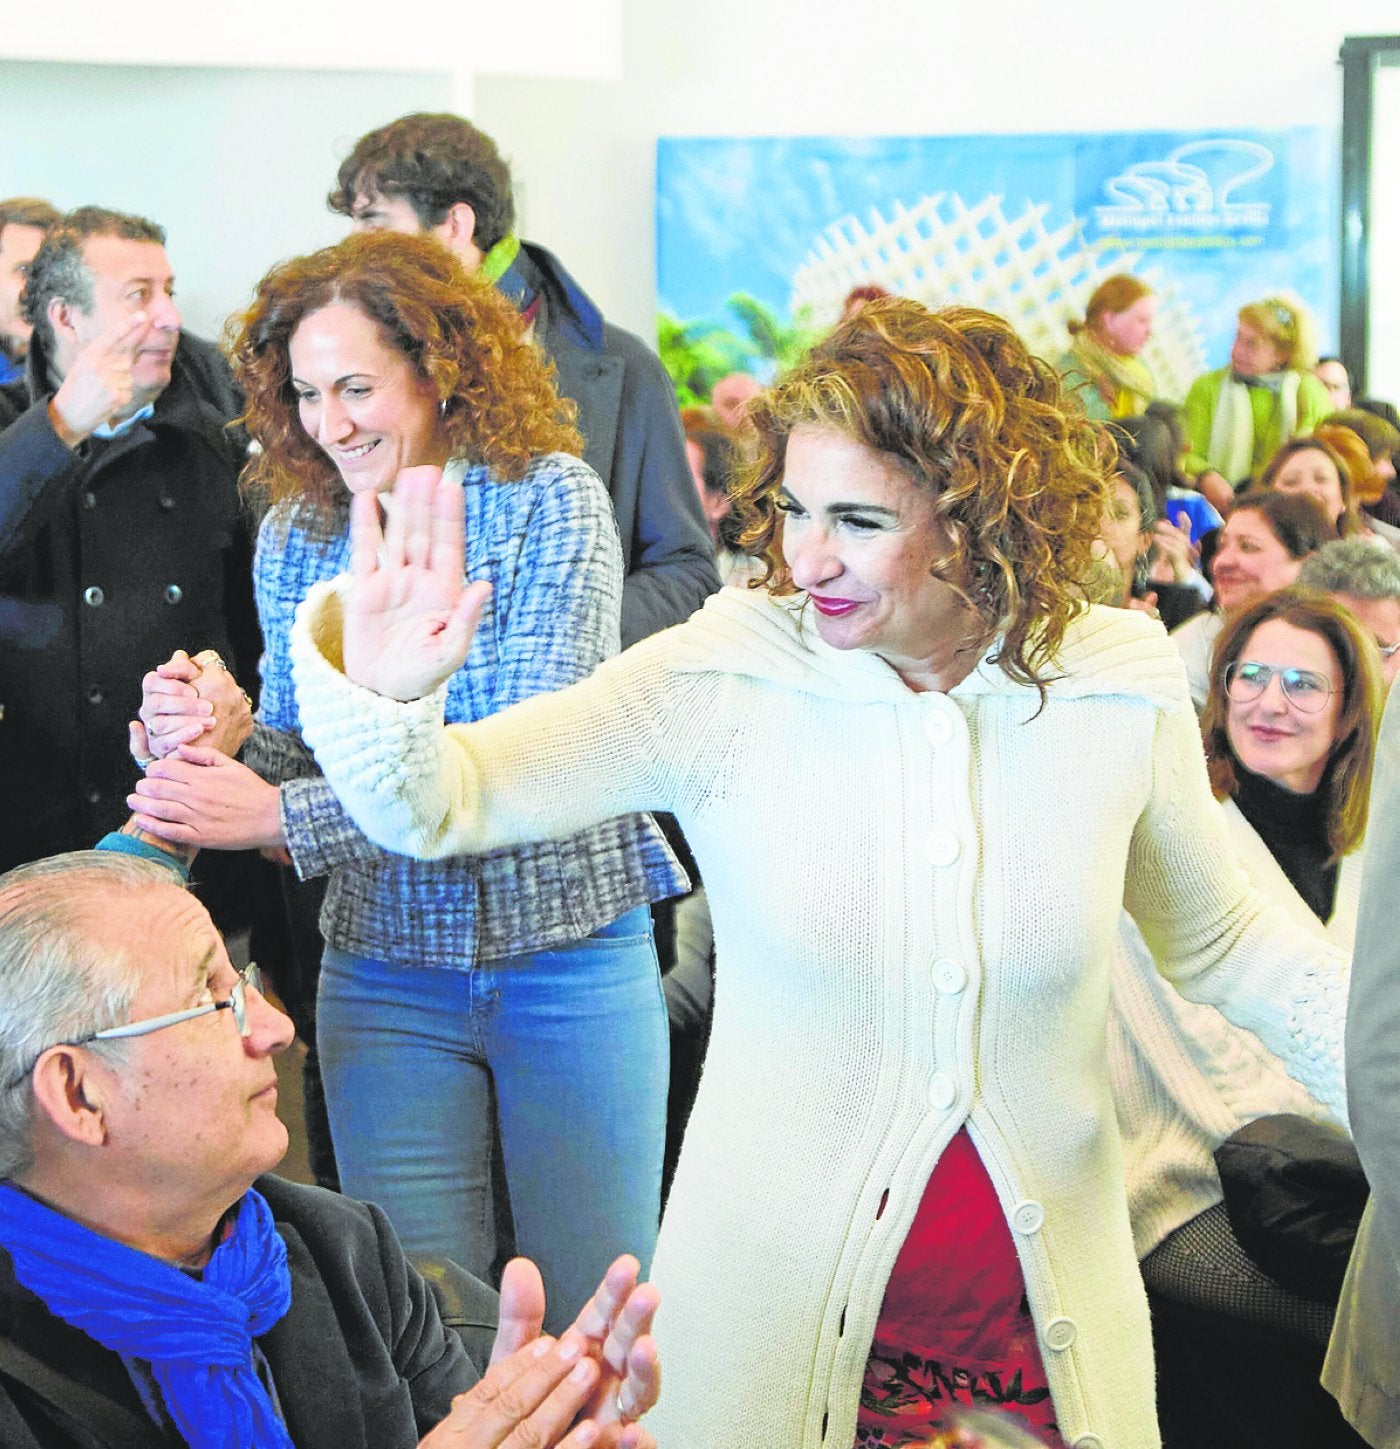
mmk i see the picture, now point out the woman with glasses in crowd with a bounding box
[1111,587,1382,1447]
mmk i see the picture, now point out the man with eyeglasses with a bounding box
[1298,538,1400,691]
[0,846,660,1449]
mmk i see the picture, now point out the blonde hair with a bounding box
[1238,296,1318,372]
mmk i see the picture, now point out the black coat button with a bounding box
[86,686,104,705]
[83,586,105,607]
[164,584,183,604]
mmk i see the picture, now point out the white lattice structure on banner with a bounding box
[790,193,1207,403]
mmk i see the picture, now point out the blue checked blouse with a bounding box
[244,453,686,970]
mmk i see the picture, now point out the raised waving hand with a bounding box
[343,466,493,701]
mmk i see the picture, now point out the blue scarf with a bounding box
[0,1183,294,1448]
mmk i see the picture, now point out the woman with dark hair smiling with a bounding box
[1171,488,1337,711]
[287,300,1349,1449]
[1111,588,1382,1447]
[128,230,685,1333]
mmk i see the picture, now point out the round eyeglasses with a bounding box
[1223,660,1338,714]
[3,963,264,1092]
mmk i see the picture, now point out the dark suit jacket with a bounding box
[0,1175,493,1448]
[517,242,719,647]
[0,329,260,874]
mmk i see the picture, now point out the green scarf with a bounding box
[478,234,521,284]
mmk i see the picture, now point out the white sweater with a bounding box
[292,585,1348,1449]
[1109,800,1361,1259]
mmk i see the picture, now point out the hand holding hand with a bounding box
[343,466,492,701]
[137,649,252,763]
[49,311,149,447]
[128,744,284,850]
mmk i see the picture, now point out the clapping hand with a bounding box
[343,466,493,701]
[419,1255,660,1449]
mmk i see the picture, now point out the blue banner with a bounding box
[655,128,1336,404]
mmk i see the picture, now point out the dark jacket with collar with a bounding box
[0,329,260,871]
[513,241,719,647]
[0,1175,491,1448]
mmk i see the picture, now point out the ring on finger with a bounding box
[199,652,227,671]
[134,755,157,770]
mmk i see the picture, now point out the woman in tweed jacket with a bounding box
[129,232,685,1330]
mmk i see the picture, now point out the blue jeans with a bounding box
[318,906,666,1332]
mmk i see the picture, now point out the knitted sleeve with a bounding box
[1122,697,1348,1121]
[290,578,678,860]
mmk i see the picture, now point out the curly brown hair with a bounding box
[1201,587,1383,859]
[228,230,580,520]
[729,299,1113,690]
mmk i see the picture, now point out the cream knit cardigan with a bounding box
[1109,801,1361,1260]
[292,585,1347,1449]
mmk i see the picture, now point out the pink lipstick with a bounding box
[809,595,861,617]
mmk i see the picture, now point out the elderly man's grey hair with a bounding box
[0,851,174,1179]
[1298,538,1400,601]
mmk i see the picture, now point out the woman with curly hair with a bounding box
[127,230,685,1328]
[287,298,1347,1448]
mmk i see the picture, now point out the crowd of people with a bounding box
[2,123,1400,1449]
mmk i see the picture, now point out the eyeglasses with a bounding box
[3,963,264,1092]
[1223,660,1338,713]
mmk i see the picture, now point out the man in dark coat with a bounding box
[328,112,720,650]
[0,848,660,1448]
[0,207,260,879]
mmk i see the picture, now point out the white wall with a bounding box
[1,0,621,83]
[475,0,1400,384]
[0,61,458,340]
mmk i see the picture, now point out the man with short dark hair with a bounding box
[329,113,719,648]
[0,207,259,878]
[0,848,660,1448]
[0,199,60,427]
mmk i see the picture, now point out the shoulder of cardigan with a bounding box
[667,589,1192,712]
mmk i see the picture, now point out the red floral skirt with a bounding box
[855,1129,1065,1448]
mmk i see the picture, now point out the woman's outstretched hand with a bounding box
[344,466,493,701]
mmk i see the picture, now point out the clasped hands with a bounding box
[128,464,491,845]
[127,646,284,853]
[420,1254,660,1449]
